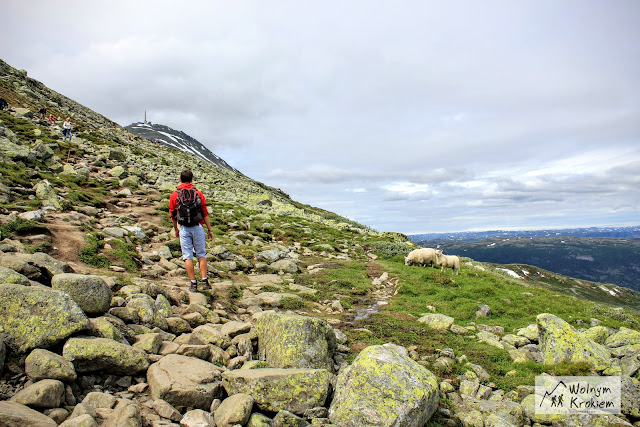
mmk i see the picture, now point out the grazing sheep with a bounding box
[404,248,437,267]
[435,250,460,275]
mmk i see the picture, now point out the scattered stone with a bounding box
[0,401,57,426]
[25,348,77,382]
[62,337,150,374]
[10,379,65,409]
[214,393,254,427]
[417,313,455,331]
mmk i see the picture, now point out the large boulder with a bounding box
[256,312,337,372]
[0,401,57,426]
[222,368,333,415]
[34,180,61,211]
[0,285,89,353]
[62,337,149,375]
[51,273,112,315]
[25,349,77,382]
[328,344,439,427]
[0,253,72,285]
[214,393,255,427]
[147,354,223,410]
[537,313,612,371]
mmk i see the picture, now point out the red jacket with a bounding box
[169,183,209,225]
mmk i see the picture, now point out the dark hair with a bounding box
[180,169,193,183]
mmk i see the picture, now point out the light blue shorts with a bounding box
[179,225,206,260]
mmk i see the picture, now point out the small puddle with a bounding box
[353,301,381,321]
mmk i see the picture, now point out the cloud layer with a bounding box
[2,0,639,233]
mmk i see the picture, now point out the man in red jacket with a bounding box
[169,169,214,292]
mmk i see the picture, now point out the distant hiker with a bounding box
[48,114,55,123]
[169,169,215,292]
[62,117,72,142]
[39,107,47,120]
[0,98,7,110]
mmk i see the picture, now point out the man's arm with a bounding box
[203,215,214,240]
[172,217,180,238]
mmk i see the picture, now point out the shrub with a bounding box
[109,238,142,272]
[79,233,110,268]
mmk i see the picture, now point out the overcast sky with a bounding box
[2,1,639,233]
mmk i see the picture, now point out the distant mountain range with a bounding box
[410,225,640,243]
[410,226,640,292]
[125,122,240,173]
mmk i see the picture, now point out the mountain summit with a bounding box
[125,121,239,173]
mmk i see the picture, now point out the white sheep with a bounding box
[435,250,460,275]
[404,248,437,267]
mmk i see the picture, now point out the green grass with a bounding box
[79,233,110,268]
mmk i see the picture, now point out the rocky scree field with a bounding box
[1,58,640,426]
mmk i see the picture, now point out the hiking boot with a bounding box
[201,277,211,290]
[189,281,198,292]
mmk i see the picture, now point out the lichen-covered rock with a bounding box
[147,354,223,410]
[88,317,129,344]
[34,180,61,210]
[0,401,57,426]
[25,349,77,382]
[51,273,112,315]
[516,324,539,341]
[222,368,333,415]
[105,398,141,427]
[328,344,439,427]
[620,374,640,418]
[0,285,89,353]
[459,398,525,426]
[0,253,73,285]
[214,393,254,427]
[247,412,273,427]
[62,337,149,375]
[10,379,65,409]
[417,313,455,331]
[192,324,231,348]
[582,326,612,344]
[256,312,337,372]
[0,266,31,286]
[272,410,309,426]
[537,313,611,371]
[605,327,640,348]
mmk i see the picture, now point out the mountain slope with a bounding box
[125,121,239,173]
[414,236,640,292]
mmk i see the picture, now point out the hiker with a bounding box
[39,107,47,120]
[48,114,55,123]
[62,117,72,142]
[169,169,215,292]
[0,98,7,110]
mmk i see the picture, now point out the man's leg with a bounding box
[197,257,210,289]
[184,258,196,281]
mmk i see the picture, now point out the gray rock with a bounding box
[82,391,117,409]
[247,412,272,427]
[214,393,254,427]
[152,399,182,422]
[147,354,223,410]
[10,379,65,409]
[180,409,215,427]
[328,344,439,427]
[0,401,57,426]
[417,313,455,331]
[106,398,142,427]
[222,368,333,415]
[58,414,98,427]
[62,337,149,374]
[0,285,89,353]
[256,312,337,372]
[0,252,73,285]
[269,259,299,273]
[460,398,525,426]
[475,304,492,319]
[51,273,112,315]
[25,349,77,382]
